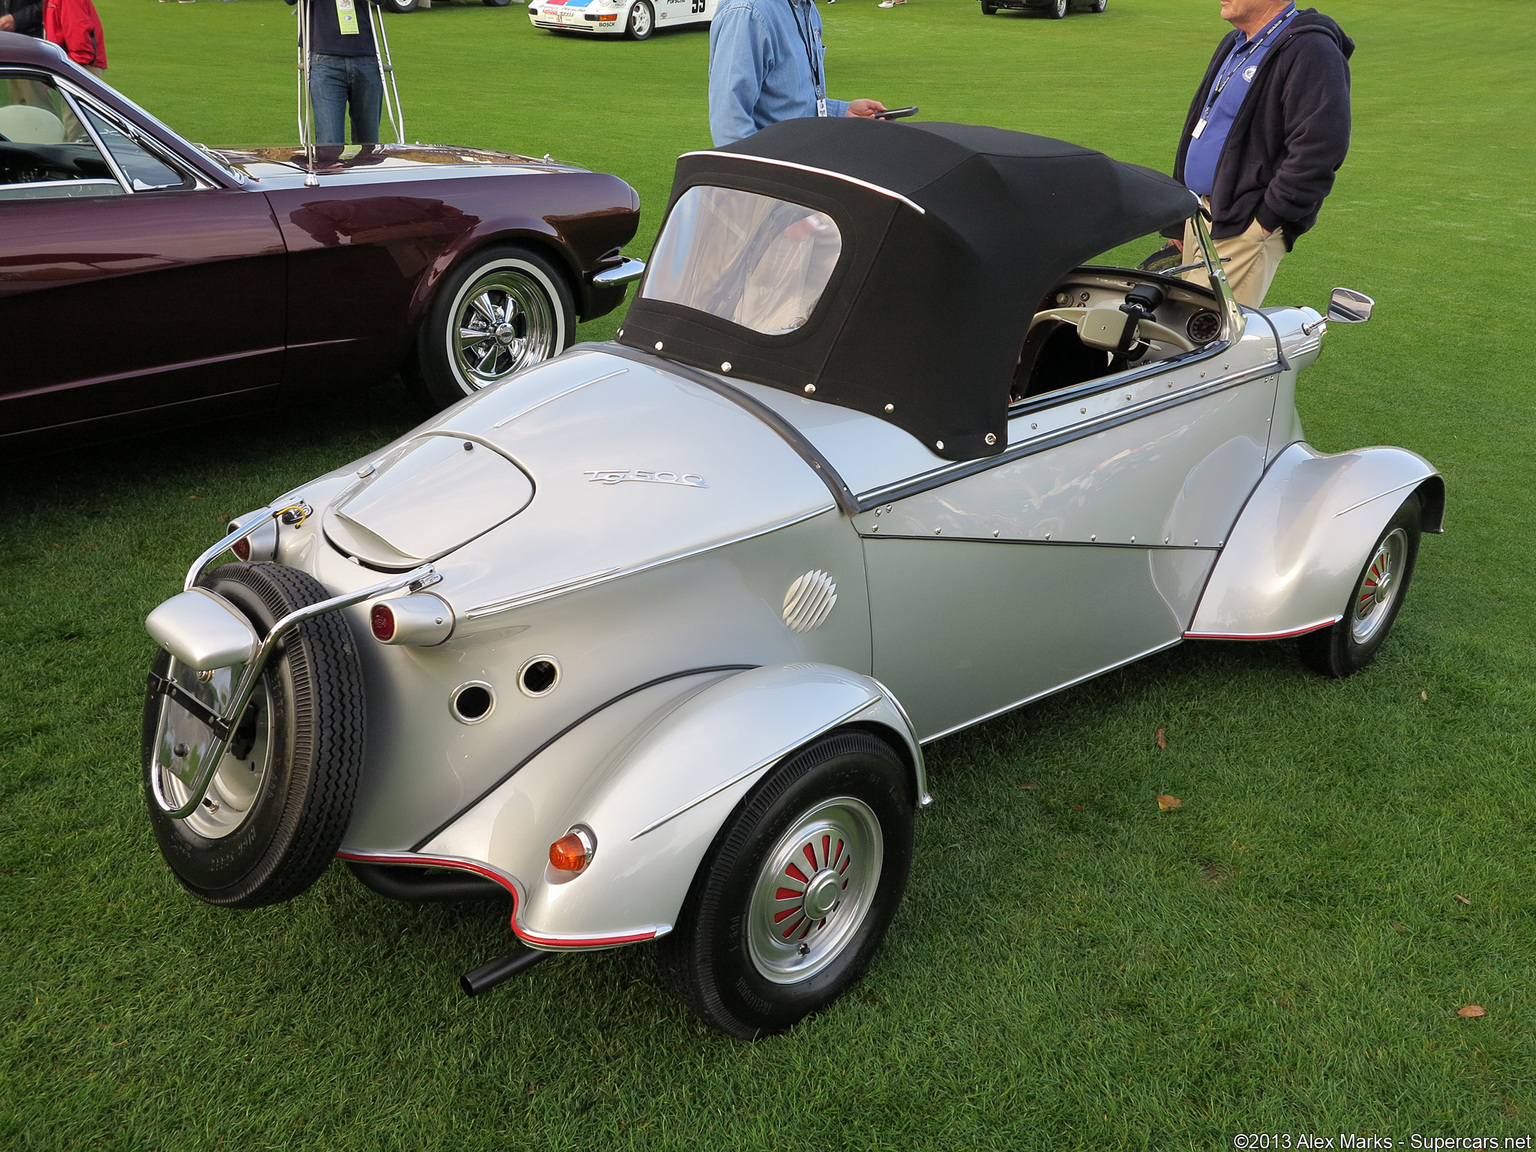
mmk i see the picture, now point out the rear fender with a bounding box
[1187,442,1443,639]
[413,663,924,948]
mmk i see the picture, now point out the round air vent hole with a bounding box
[451,682,495,724]
[519,657,560,697]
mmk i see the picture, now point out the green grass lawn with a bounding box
[3,1,1535,1148]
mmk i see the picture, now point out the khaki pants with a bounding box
[1182,199,1287,309]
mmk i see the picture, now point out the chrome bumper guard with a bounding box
[591,257,645,288]
[148,504,438,819]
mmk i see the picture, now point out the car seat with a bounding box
[0,104,67,145]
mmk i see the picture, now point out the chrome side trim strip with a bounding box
[679,150,927,214]
[1331,475,1434,519]
[464,568,622,619]
[630,697,875,840]
[408,665,757,852]
[862,534,1220,551]
[334,849,668,950]
[918,636,1185,744]
[490,366,627,429]
[1185,615,1340,641]
[858,362,1281,511]
[461,505,834,622]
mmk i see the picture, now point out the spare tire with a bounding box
[142,562,366,909]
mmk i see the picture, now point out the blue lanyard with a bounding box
[1203,4,1296,114]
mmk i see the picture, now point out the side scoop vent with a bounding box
[782,570,837,634]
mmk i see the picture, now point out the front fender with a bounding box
[1186,441,1443,640]
[404,171,642,329]
[409,663,923,948]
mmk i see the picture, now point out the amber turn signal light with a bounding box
[549,826,596,873]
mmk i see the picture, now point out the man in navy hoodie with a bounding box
[1172,1,1354,307]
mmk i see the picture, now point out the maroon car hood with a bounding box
[212,142,582,184]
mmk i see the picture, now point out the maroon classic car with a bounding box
[0,34,643,454]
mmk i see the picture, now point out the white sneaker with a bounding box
[877,0,906,7]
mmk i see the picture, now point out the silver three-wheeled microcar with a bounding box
[142,119,1442,1037]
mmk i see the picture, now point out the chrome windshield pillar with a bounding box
[1191,211,1246,345]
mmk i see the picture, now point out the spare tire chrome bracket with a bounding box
[150,562,437,819]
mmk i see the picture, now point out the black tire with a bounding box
[1046,0,1066,15]
[1084,0,1106,11]
[626,0,654,38]
[981,2,997,12]
[403,244,575,412]
[1299,494,1422,678]
[381,0,417,13]
[659,730,914,1038]
[483,0,512,7]
[142,563,366,909]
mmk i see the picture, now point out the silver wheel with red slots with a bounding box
[745,797,884,984]
[1300,494,1422,678]
[659,730,914,1038]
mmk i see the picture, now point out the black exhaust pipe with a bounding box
[347,861,507,904]
[461,944,550,996]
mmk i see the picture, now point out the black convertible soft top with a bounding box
[619,117,1197,461]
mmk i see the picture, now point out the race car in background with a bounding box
[529,0,712,40]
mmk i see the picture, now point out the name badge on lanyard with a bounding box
[337,0,361,35]
[795,1,827,117]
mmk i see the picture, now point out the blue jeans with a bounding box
[309,53,383,145]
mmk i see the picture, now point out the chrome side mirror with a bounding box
[1327,287,1374,324]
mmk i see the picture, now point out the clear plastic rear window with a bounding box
[641,186,842,336]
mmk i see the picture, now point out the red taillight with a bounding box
[370,604,396,642]
[549,827,595,873]
[231,536,251,561]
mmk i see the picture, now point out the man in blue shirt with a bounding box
[1171,0,1353,307]
[708,0,886,148]
[287,0,386,145]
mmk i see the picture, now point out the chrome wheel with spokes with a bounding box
[405,244,574,411]
[452,265,559,390]
[1300,493,1422,678]
[660,730,914,1038]
[747,797,883,984]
